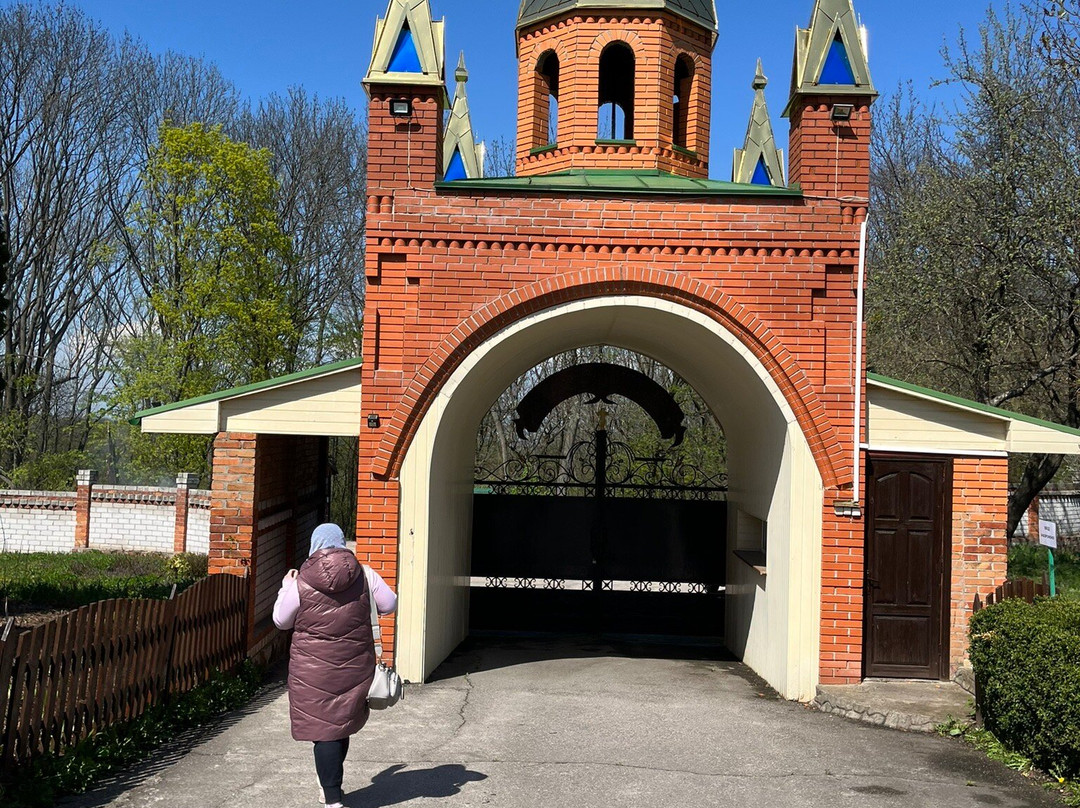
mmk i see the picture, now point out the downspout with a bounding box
[851,218,868,510]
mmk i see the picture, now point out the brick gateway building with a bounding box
[137,0,1080,701]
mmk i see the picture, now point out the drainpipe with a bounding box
[851,218,868,510]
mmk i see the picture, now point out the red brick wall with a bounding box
[363,26,873,680]
[950,456,1009,673]
[787,98,872,199]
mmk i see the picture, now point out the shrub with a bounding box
[0,551,208,609]
[970,597,1080,779]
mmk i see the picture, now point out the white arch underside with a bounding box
[397,296,824,701]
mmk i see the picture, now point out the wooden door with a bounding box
[864,455,951,680]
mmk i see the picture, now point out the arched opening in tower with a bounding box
[535,50,560,148]
[597,42,635,141]
[672,54,694,149]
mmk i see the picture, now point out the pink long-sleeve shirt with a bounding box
[272,564,397,631]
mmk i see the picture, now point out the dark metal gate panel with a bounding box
[864,454,952,680]
[472,429,727,638]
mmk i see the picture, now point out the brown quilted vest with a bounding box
[288,548,376,742]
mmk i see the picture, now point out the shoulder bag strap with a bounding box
[363,565,383,662]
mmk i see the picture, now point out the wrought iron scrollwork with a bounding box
[475,437,727,500]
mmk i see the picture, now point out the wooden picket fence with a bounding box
[0,573,248,771]
[972,576,1050,612]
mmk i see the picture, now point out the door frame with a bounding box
[863,452,953,681]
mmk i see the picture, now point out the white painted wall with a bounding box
[0,488,212,555]
[0,502,77,553]
[397,296,825,700]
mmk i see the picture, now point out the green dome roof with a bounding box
[517,0,717,32]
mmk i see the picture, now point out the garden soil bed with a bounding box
[3,602,70,634]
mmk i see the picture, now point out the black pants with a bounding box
[313,738,351,804]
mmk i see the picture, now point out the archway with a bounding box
[396,296,824,701]
[470,349,728,639]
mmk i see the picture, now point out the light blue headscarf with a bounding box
[309,523,346,556]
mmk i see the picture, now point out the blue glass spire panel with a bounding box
[751,156,771,186]
[819,33,856,85]
[388,26,423,73]
[444,148,467,181]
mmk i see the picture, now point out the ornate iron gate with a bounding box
[472,425,728,638]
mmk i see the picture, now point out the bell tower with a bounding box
[514,0,717,178]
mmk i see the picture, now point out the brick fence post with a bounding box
[174,473,199,554]
[1027,495,1040,543]
[74,469,97,550]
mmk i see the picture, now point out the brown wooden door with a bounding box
[864,455,951,680]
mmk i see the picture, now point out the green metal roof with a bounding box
[130,358,363,425]
[868,373,1080,438]
[518,0,717,31]
[436,169,802,197]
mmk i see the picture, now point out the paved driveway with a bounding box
[62,637,1056,808]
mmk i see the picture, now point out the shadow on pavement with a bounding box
[344,763,487,807]
[425,632,738,682]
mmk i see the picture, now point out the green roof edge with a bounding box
[868,372,1080,439]
[435,169,802,198]
[130,358,364,425]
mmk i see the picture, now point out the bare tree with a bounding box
[868,7,1080,535]
[0,4,135,475]
[235,89,368,365]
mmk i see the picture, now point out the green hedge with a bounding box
[970,597,1080,779]
[0,551,207,609]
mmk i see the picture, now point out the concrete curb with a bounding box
[812,690,942,733]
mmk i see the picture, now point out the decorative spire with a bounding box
[442,52,483,180]
[734,60,785,187]
[784,0,876,114]
[364,0,446,90]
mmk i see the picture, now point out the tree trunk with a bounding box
[1007,453,1063,538]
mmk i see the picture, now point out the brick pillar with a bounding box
[74,469,97,550]
[174,473,199,554]
[209,432,259,648]
[1026,495,1040,543]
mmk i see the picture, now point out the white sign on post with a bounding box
[1039,520,1058,550]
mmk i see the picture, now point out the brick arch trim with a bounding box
[590,29,645,61]
[373,268,847,489]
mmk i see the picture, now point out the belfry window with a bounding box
[672,55,694,148]
[536,51,560,147]
[597,42,635,141]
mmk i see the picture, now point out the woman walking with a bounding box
[273,523,397,808]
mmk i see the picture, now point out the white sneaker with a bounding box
[325,803,344,808]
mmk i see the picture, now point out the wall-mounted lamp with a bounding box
[388,98,413,117]
[830,103,855,122]
[834,500,862,519]
[367,413,381,429]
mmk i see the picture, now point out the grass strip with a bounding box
[0,661,264,807]
[939,719,1080,807]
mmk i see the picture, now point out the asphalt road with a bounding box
[61,636,1059,808]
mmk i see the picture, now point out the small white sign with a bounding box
[1039,520,1058,550]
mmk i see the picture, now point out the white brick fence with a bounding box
[0,472,211,555]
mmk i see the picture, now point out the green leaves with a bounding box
[970,598,1080,779]
[115,122,303,480]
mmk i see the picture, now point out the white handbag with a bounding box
[364,566,404,710]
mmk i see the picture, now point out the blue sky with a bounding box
[48,1,998,177]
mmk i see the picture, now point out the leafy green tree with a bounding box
[868,7,1080,534]
[116,122,299,478]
